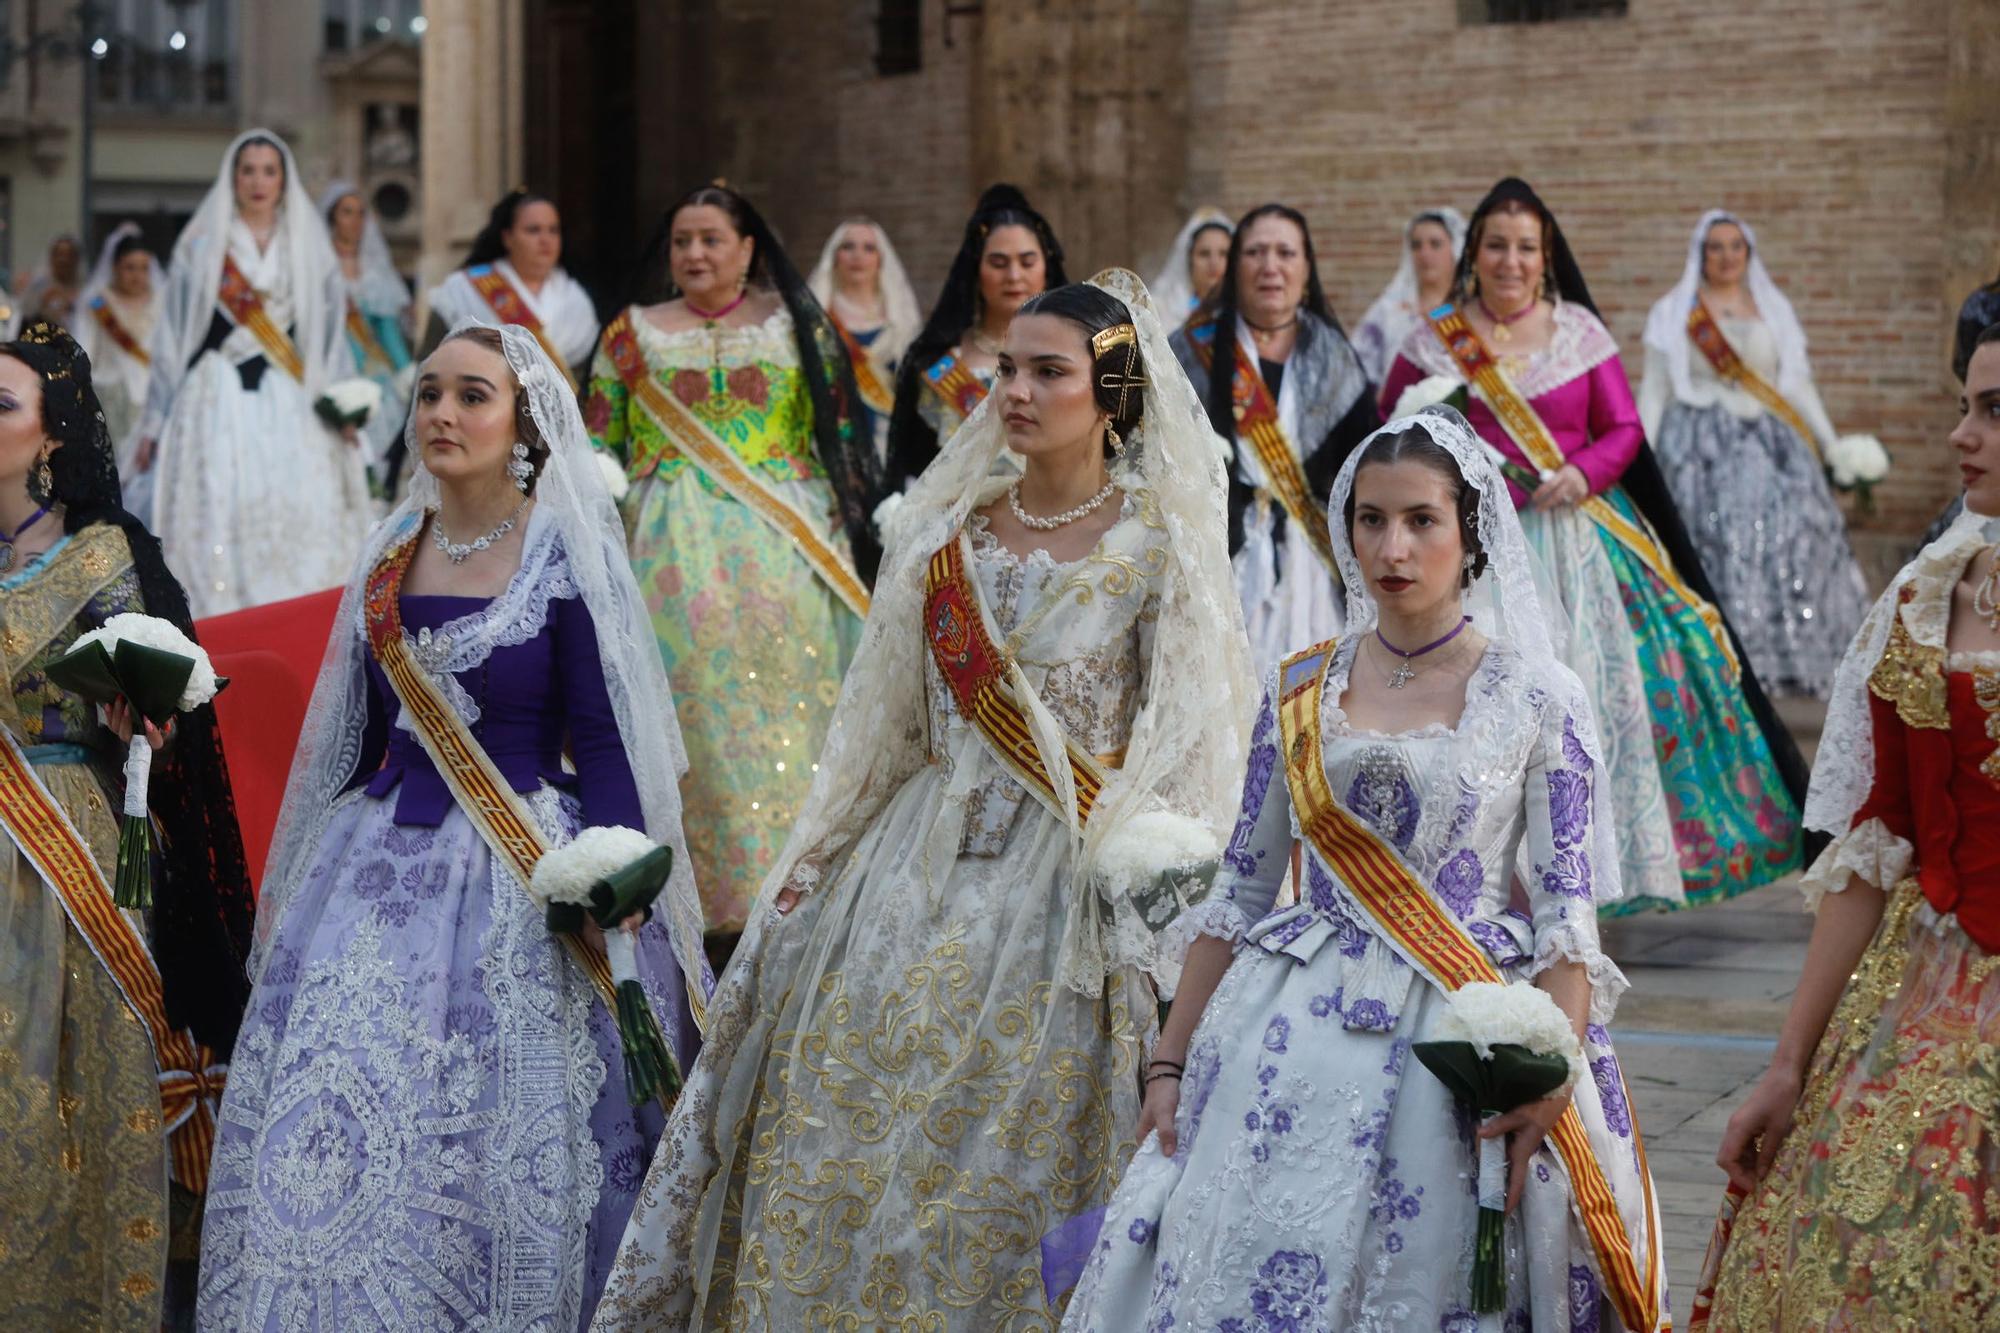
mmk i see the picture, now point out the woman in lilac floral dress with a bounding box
[1061,409,1667,1331]
[198,324,710,1331]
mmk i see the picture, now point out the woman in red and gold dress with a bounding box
[1692,324,2000,1329]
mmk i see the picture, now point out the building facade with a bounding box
[486,0,1995,542]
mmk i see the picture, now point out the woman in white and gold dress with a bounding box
[591,271,1253,1331]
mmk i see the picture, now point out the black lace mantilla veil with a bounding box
[1457,178,1815,829]
[632,185,883,583]
[885,183,1070,489]
[1183,202,1379,556]
[5,321,254,1052]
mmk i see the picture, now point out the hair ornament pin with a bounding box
[1090,323,1139,359]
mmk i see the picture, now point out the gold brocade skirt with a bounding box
[1696,880,2000,1330]
[0,759,170,1330]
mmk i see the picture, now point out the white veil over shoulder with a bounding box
[317,179,412,320]
[1805,504,2000,840]
[1355,207,1466,383]
[149,128,345,401]
[1149,207,1233,321]
[1329,406,1625,907]
[80,221,164,310]
[805,218,921,366]
[252,321,707,1001]
[765,267,1255,994]
[1642,209,1812,410]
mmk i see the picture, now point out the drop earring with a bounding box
[31,448,52,501]
[1105,422,1125,458]
[508,440,533,492]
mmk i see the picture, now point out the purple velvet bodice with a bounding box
[355,592,643,830]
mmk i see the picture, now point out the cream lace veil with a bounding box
[762,267,1255,994]
[252,322,707,999]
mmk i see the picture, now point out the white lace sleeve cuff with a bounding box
[1798,817,1913,912]
[1529,925,1629,1027]
[1157,899,1253,970]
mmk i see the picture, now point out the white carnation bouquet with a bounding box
[1093,809,1222,932]
[1825,432,1891,514]
[1394,374,1467,418]
[591,449,631,503]
[528,825,680,1105]
[314,377,385,432]
[1414,980,1584,1313]
[49,613,224,908]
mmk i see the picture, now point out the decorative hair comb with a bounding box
[1091,323,1147,418]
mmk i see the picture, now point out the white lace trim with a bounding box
[1798,816,1913,912]
[371,512,581,734]
[1948,647,2000,671]
[628,302,797,368]
[1157,899,1252,971]
[1529,923,1628,1027]
[1395,300,1620,400]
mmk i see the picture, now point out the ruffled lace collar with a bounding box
[629,302,797,367]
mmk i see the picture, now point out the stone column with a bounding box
[969,0,1190,280]
[417,0,525,318]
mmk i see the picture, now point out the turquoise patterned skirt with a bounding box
[1525,487,1802,914]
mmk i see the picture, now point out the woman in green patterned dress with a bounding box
[585,185,879,952]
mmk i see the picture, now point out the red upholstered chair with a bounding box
[195,587,344,889]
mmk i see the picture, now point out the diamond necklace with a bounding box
[431,498,529,564]
[1007,477,1119,531]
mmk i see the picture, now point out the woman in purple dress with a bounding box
[198,323,710,1330]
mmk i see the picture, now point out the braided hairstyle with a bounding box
[3,321,254,1053]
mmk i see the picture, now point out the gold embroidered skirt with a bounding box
[593,769,1150,1332]
[1696,880,2000,1329]
[0,760,170,1329]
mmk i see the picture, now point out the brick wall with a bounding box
[1179,0,1971,536]
[671,0,1989,538]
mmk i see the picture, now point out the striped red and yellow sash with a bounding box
[466,263,578,392]
[1187,325,1338,578]
[831,313,895,417]
[361,528,705,1040]
[344,299,395,375]
[1685,298,1820,460]
[0,728,223,1191]
[923,534,1107,827]
[1277,639,1666,1333]
[600,310,869,619]
[218,254,305,382]
[923,353,988,425]
[1427,305,1737,677]
[88,294,151,366]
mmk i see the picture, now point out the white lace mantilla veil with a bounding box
[805,218,921,366]
[150,128,345,397]
[250,320,708,1002]
[1148,207,1234,320]
[1332,406,1627,907]
[316,179,413,319]
[79,221,164,309]
[754,267,1255,996]
[1805,503,2000,843]
[1642,209,1813,410]
[1357,206,1467,338]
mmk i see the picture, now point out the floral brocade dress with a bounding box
[585,307,861,934]
[0,525,178,1330]
[1064,639,1665,1332]
[1384,307,1803,913]
[592,496,1174,1332]
[1696,546,2000,1329]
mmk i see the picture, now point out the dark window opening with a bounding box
[1462,0,1627,22]
[876,0,920,77]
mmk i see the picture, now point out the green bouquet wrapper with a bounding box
[544,844,681,1107]
[1412,1039,1574,1313]
[45,637,220,909]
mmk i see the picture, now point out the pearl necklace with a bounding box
[431,498,528,564]
[1007,478,1119,532]
[1973,545,2000,631]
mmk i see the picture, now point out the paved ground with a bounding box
[1597,695,1825,1309]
